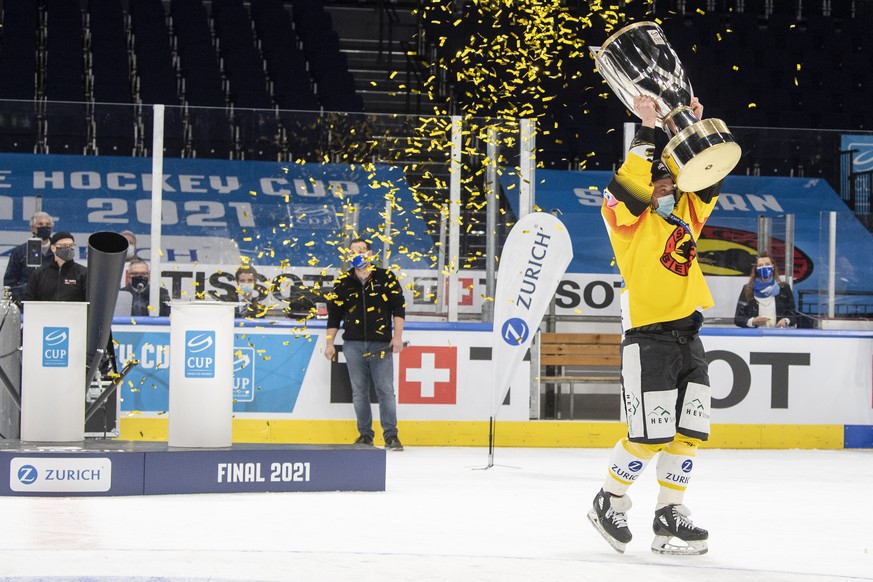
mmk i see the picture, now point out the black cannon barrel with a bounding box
[85,231,128,385]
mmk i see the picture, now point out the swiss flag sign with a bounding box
[398,346,457,404]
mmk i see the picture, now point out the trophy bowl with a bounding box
[592,21,741,191]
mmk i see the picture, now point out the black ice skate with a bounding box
[587,489,632,553]
[651,504,709,556]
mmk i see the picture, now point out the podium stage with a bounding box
[0,440,386,496]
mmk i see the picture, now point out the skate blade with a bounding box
[651,535,708,556]
[587,509,628,554]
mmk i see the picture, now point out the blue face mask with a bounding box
[654,194,676,218]
[351,254,368,269]
[756,265,774,280]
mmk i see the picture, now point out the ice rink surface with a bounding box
[0,446,870,582]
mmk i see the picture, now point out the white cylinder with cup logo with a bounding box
[21,301,88,442]
[168,301,235,448]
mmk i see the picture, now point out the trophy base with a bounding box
[662,118,742,192]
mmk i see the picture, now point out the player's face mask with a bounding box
[238,283,255,296]
[36,226,52,241]
[654,194,675,218]
[756,265,774,280]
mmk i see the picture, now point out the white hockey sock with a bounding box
[603,438,655,496]
[656,449,695,508]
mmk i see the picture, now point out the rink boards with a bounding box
[108,320,873,450]
[0,441,386,497]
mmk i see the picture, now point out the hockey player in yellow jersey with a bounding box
[588,95,721,556]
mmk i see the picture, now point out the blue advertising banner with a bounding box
[501,170,873,294]
[841,134,873,173]
[114,326,316,413]
[0,446,386,496]
[142,447,386,494]
[0,154,434,268]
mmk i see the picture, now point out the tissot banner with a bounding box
[490,212,572,416]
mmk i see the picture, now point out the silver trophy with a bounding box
[591,21,741,191]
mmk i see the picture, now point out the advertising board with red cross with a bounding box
[398,346,457,404]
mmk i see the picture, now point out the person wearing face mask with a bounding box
[324,238,406,451]
[734,252,797,328]
[3,211,56,305]
[232,265,267,319]
[118,258,170,317]
[23,231,87,303]
[589,95,723,557]
[120,230,137,262]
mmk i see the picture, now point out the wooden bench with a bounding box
[538,332,622,419]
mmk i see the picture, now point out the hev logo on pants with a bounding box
[42,327,69,368]
[185,331,216,378]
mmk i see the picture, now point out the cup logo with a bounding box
[42,327,69,368]
[185,331,216,378]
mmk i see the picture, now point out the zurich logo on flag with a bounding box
[501,318,529,346]
[42,327,69,368]
[185,331,216,378]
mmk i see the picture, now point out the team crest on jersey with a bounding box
[660,225,696,276]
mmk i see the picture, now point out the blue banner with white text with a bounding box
[113,327,316,413]
[0,154,434,268]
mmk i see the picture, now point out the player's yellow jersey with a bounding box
[601,128,722,330]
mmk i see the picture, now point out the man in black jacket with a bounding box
[324,238,406,451]
[23,231,87,303]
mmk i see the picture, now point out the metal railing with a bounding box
[798,289,873,318]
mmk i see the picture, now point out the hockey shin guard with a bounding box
[656,435,702,507]
[604,438,661,496]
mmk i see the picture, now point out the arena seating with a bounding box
[90,0,136,155]
[490,0,873,175]
[0,0,870,173]
[0,0,364,159]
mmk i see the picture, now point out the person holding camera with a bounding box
[3,211,56,304]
